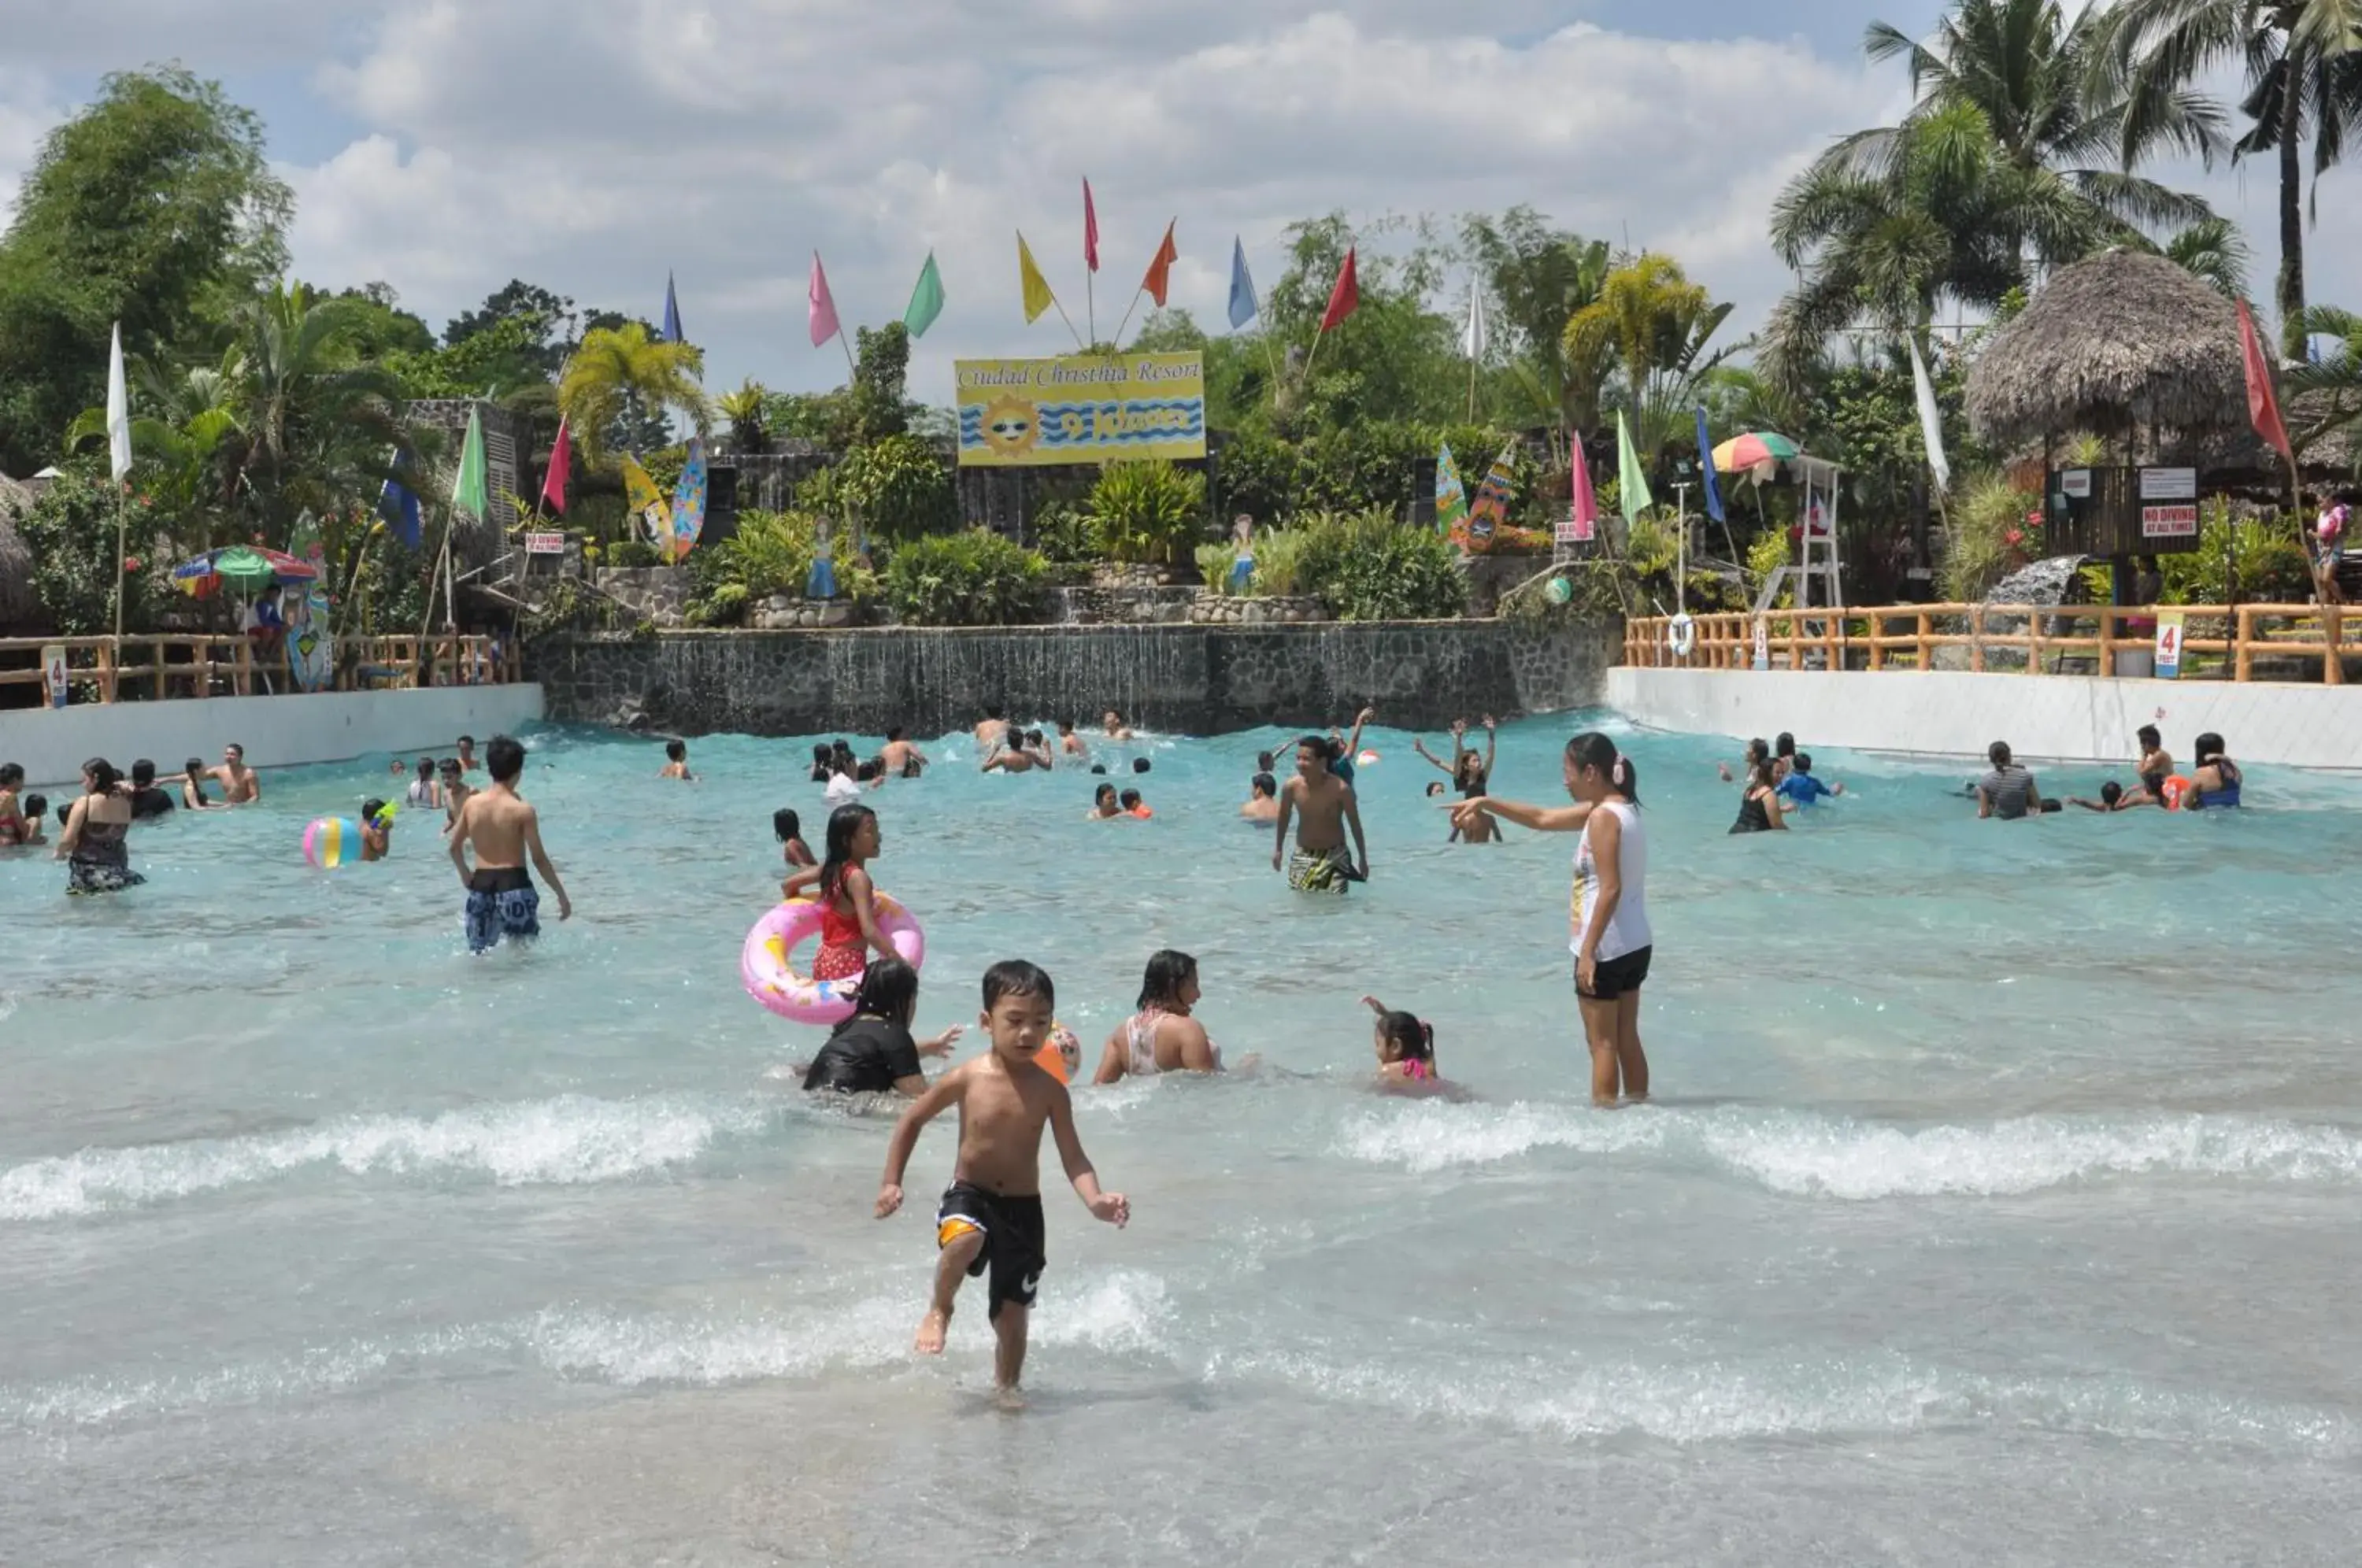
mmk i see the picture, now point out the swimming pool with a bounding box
[5,717,2359,1563]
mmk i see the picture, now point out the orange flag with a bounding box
[2236,298,2293,464]
[1320,246,1359,332]
[1142,221,1179,307]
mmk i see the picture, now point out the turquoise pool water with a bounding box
[5,716,2360,1563]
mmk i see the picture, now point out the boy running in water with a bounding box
[876,960,1128,1398]
[446,734,572,952]
[1272,734,1368,892]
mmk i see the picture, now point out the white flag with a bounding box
[106,322,131,483]
[1462,284,1488,362]
[1908,331,1950,494]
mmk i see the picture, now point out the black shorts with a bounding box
[935,1182,1046,1321]
[1576,945,1653,1001]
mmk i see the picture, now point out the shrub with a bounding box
[2159,505,2316,605]
[837,434,954,542]
[883,529,1049,626]
[1250,527,1317,597]
[1934,472,2044,601]
[1087,460,1208,565]
[1030,498,1094,564]
[683,508,821,623]
[1195,542,1238,590]
[1287,508,1465,621]
[607,538,663,569]
[16,466,170,634]
[1746,529,1791,608]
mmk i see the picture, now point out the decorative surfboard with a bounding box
[668,437,708,564]
[288,582,334,692]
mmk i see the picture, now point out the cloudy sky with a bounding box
[3,1,2356,401]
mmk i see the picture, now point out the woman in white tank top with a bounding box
[1449,731,1652,1106]
[1092,949,1222,1082]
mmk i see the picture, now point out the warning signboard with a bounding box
[2141,504,2199,539]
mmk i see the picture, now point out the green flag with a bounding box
[905,251,946,338]
[1616,409,1652,524]
[452,405,489,521]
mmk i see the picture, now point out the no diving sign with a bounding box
[2142,504,2198,539]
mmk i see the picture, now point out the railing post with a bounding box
[153,638,166,701]
[1915,611,1929,669]
[99,637,117,703]
[2027,606,2044,675]
[2328,605,2345,686]
[2235,607,2255,682]
[1969,607,1984,673]
[2097,607,2117,678]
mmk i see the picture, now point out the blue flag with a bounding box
[661,272,684,343]
[1227,238,1258,330]
[377,449,422,549]
[1695,405,1724,524]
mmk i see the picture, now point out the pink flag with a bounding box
[2236,298,2293,464]
[1083,178,1100,273]
[1564,437,1598,543]
[541,415,572,514]
[808,252,841,348]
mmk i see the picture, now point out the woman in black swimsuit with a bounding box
[56,757,145,893]
[1730,759,1787,834]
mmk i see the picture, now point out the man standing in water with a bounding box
[881,727,928,778]
[212,743,261,804]
[975,705,1010,761]
[447,734,572,952]
[1272,735,1368,893]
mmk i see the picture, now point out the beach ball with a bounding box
[1544,576,1572,605]
[304,816,361,870]
[1034,1023,1083,1084]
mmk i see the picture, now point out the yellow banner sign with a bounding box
[955,353,1206,468]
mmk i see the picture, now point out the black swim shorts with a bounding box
[1576,945,1653,1002]
[935,1182,1046,1321]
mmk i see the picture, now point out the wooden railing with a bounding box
[0,634,521,704]
[1624,603,2350,686]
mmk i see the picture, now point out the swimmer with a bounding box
[1087,783,1123,821]
[1024,730,1056,770]
[1326,705,1375,785]
[775,807,816,868]
[1413,716,1495,797]
[2066,782,2142,812]
[1772,732,1797,782]
[1731,759,1786,833]
[1425,782,1446,798]
[1057,719,1088,759]
[1773,752,1842,809]
[456,735,482,775]
[1361,995,1444,1093]
[170,757,228,812]
[881,727,929,778]
[802,956,964,1098]
[659,738,695,781]
[782,803,895,982]
[1094,949,1220,1081]
[982,738,1046,775]
[439,759,472,831]
[0,764,29,846]
[358,799,392,861]
[389,757,409,778]
[2189,732,2242,809]
[1719,738,1769,784]
[404,756,442,809]
[447,734,572,952]
[808,744,835,783]
[212,743,261,804]
[1975,741,2043,821]
[1131,756,1151,775]
[128,760,177,820]
[876,960,1128,1396]
[976,704,1012,756]
[1242,773,1281,823]
[1119,788,1151,819]
[1273,733,1368,893]
[15,793,46,844]
[1101,708,1135,741]
[2122,724,2173,807]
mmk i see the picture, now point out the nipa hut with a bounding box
[1967,249,2246,464]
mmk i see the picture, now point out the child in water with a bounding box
[876,960,1129,1398]
[660,739,695,780]
[775,808,816,867]
[782,804,897,983]
[1087,783,1123,820]
[1361,995,1443,1092]
[359,800,393,862]
[1120,788,1152,819]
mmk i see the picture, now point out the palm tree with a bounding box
[1562,253,1736,457]
[2101,0,2362,357]
[2144,213,2255,296]
[716,378,771,453]
[229,282,405,523]
[2285,301,2362,453]
[65,353,250,552]
[558,322,707,464]
[1766,0,2219,386]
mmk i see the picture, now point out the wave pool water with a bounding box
[5,715,2360,1564]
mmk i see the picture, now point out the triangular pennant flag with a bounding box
[1142,221,1179,308]
[1566,437,1599,543]
[2236,298,2293,465]
[661,272,683,344]
[1616,410,1652,524]
[378,448,422,549]
[451,405,489,522]
[905,251,946,338]
[809,252,842,349]
[542,415,572,515]
[1320,247,1359,333]
[1462,286,1487,363]
[106,321,131,483]
[1908,335,1952,494]
[1083,178,1100,273]
[1694,407,1724,523]
[1227,238,1258,330]
[1017,232,1057,324]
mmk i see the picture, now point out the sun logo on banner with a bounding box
[980,397,1039,458]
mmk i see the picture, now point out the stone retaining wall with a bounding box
[531,619,1621,737]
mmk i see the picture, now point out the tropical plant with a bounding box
[883,529,1050,626]
[2099,0,2362,358]
[15,462,172,634]
[65,351,246,549]
[2148,213,2254,298]
[2157,501,2316,601]
[1562,253,1735,458]
[1461,208,1613,442]
[1299,515,1468,621]
[716,378,771,453]
[1087,460,1208,565]
[557,322,706,464]
[2286,301,2362,453]
[224,280,405,520]
[836,433,955,542]
[1939,471,2045,600]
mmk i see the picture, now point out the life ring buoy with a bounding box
[1668,613,1697,657]
[741,892,926,1026]
[2160,775,2193,812]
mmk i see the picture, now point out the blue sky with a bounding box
[1,2,2348,402]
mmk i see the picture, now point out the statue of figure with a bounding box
[807,515,838,600]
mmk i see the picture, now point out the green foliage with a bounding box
[384,313,554,400]
[1624,512,1683,579]
[1292,510,1467,621]
[15,465,169,634]
[442,280,574,379]
[1029,498,1094,564]
[681,508,835,623]
[1087,460,1208,564]
[1249,527,1318,597]
[2158,505,2316,605]
[846,322,913,446]
[883,529,1049,627]
[1940,472,2043,602]
[1746,528,1793,607]
[606,538,664,569]
[1195,542,1237,587]
[838,433,954,541]
[1217,421,1524,529]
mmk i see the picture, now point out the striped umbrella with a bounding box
[1709,431,1801,480]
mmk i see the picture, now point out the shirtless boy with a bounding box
[975,705,1010,759]
[1057,719,1089,758]
[881,727,929,778]
[1272,735,1368,892]
[876,960,1128,1396]
[1240,773,1280,823]
[446,734,572,952]
[456,735,482,775]
[658,739,695,780]
[212,743,261,804]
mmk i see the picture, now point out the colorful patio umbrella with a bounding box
[1709,431,1802,480]
[170,545,320,598]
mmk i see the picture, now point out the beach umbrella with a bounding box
[170,545,318,599]
[254,548,320,582]
[1710,431,1801,481]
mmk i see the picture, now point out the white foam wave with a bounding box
[1337,1101,2362,1199]
[0,1094,769,1221]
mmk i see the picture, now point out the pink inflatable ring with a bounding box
[741,892,927,1026]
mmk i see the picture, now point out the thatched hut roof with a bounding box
[1968,250,2245,453]
[0,473,41,631]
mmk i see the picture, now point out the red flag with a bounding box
[1320,246,1360,333]
[540,416,572,514]
[1565,437,1598,543]
[2236,298,2293,464]
[1142,221,1179,307]
[1083,178,1099,273]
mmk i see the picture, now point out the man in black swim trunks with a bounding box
[447,734,572,952]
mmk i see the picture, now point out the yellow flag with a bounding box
[1017,231,1057,324]
[621,453,670,531]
